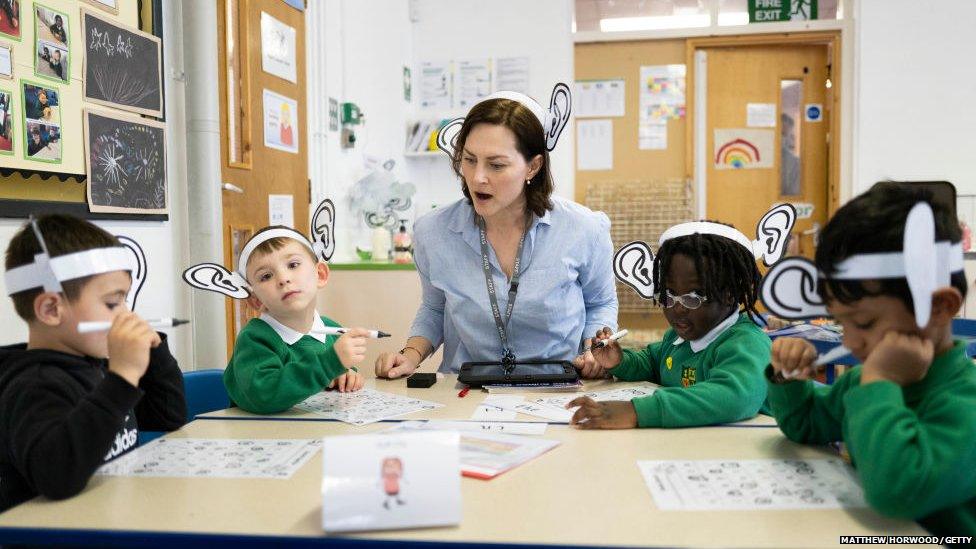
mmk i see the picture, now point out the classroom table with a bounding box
[0,410,927,547]
[197,374,779,427]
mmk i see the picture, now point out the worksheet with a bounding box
[96,438,321,479]
[637,459,867,510]
[532,384,657,409]
[296,388,444,425]
[392,419,548,436]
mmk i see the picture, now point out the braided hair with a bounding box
[652,225,763,325]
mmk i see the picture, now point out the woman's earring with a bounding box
[525,178,531,186]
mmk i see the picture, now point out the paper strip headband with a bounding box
[760,202,963,328]
[436,83,572,156]
[614,203,797,300]
[182,199,337,299]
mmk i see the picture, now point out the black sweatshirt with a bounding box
[0,333,186,512]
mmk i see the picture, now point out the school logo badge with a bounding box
[681,366,697,387]
[666,356,673,370]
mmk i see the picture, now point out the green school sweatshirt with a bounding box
[767,341,976,537]
[609,313,770,428]
[224,315,348,414]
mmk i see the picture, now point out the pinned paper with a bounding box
[714,129,774,170]
[747,103,777,128]
[576,119,613,171]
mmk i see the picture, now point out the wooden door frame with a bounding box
[685,31,842,217]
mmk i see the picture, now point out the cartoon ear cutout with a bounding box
[182,263,250,299]
[613,241,656,300]
[545,82,572,152]
[759,257,828,320]
[903,202,937,328]
[310,198,336,262]
[754,203,797,266]
[116,235,147,311]
[436,117,465,156]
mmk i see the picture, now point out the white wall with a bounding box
[0,2,193,368]
[853,0,976,196]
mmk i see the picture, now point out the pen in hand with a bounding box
[77,318,190,334]
[321,327,391,339]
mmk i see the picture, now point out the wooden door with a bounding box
[702,44,830,258]
[217,0,309,355]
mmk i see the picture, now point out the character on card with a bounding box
[381,456,406,510]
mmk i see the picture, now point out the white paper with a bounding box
[533,384,657,409]
[296,388,444,425]
[96,438,320,479]
[260,12,297,83]
[637,459,868,511]
[575,79,625,118]
[263,89,299,154]
[493,56,530,94]
[470,403,518,421]
[714,128,775,169]
[322,431,461,531]
[0,46,11,77]
[639,64,686,123]
[455,58,492,109]
[495,401,574,423]
[747,103,777,128]
[638,122,667,150]
[576,119,613,171]
[393,419,548,436]
[268,194,294,228]
[419,60,452,110]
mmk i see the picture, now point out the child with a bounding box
[222,226,366,415]
[767,183,975,537]
[0,215,186,511]
[570,222,771,428]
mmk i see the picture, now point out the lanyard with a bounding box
[478,215,530,364]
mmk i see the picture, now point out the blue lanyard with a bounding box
[477,215,530,364]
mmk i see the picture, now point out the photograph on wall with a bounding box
[0,42,12,79]
[82,9,163,117]
[85,109,167,214]
[0,0,20,41]
[262,88,298,154]
[81,0,119,15]
[0,88,13,154]
[34,4,67,47]
[35,39,68,82]
[21,80,60,163]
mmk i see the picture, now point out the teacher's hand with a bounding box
[374,351,419,379]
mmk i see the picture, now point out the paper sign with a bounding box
[268,194,294,227]
[260,12,297,83]
[638,122,667,150]
[419,60,451,110]
[791,202,815,219]
[747,103,777,128]
[263,89,299,153]
[576,119,613,171]
[455,58,492,109]
[493,56,529,94]
[321,431,461,532]
[714,128,775,170]
[575,79,625,118]
[805,103,823,122]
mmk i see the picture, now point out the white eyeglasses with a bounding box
[662,290,708,310]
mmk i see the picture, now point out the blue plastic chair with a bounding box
[138,369,230,446]
[951,318,976,358]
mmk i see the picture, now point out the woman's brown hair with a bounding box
[450,98,554,217]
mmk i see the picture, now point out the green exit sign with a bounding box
[749,0,818,23]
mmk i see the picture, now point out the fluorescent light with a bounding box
[599,13,711,32]
[717,11,749,26]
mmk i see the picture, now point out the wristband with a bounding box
[399,346,424,363]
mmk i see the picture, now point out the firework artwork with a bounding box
[85,109,167,214]
[82,9,162,117]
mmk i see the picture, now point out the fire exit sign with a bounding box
[749,0,818,23]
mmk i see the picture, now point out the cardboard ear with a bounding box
[182,263,250,299]
[545,83,572,151]
[755,203,797,266]
[759,257,828,319]
[116,235,147,311]
[436,117,465,156]
[613,241,656,300]
[311,198,337,262]
[903,202,937,328]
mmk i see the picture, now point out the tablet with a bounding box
[458,360,579,387]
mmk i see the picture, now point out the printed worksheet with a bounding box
[96,438,321,479]
[296,388,444,425]
[637,459,868,510]
[533,384,657,409]
[392,419,548,436]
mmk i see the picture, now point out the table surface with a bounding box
[0,375,927,547]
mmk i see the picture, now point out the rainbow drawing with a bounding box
[715,138,761,169]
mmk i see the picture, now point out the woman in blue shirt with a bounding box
[374,86,618,376]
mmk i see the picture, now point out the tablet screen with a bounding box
[464,362,567,376]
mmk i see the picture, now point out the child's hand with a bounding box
[765,315,793,330]
[770,337,818,381]
[374,351,418,379]
[333,328,368,367]
[861,331,933,387]
[107,312,162,387]
[573,327,622,378]
[566,397,637,429]
[329,369,365,392]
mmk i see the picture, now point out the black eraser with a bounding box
[407,373,437,388]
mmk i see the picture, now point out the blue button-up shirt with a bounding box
[410,196,618,373]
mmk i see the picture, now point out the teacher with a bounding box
[375,84,618,378]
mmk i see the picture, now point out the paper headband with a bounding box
[182,199,337,299]
[436,83,572,156]
[760,202,963,328]
[614,203,797,301]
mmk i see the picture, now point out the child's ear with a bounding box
[33,292,65,327]
[928,287,963,327]
[245,293,265,313]
[316,261,330,288]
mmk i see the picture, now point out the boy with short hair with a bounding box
[223,226,366,415]
[768,183,976,536]
[0,215,186,512]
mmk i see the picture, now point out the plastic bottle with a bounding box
[393,219,413,264]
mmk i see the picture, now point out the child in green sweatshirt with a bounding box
[569,223,771,428]
[223,226,367,414]
[767,183,976,537]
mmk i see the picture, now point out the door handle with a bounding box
[222,182,244,194]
